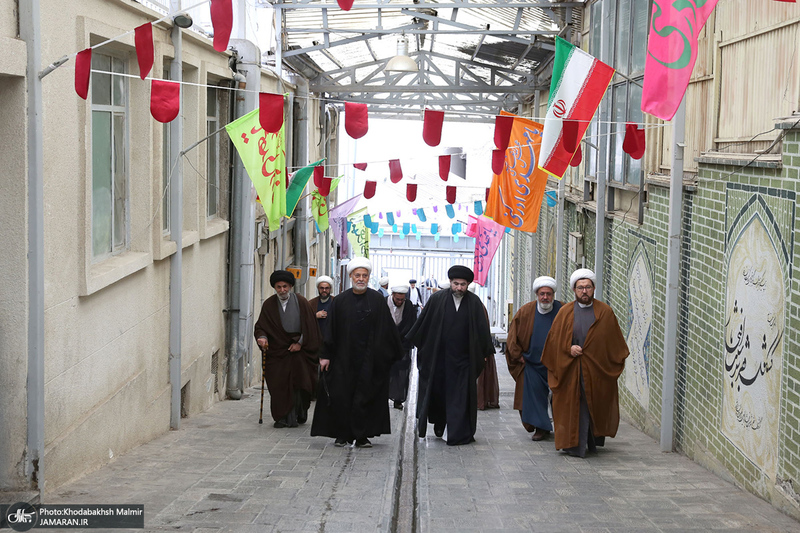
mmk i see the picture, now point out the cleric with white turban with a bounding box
[532,276,557,294]
[569,268,596,290]
[347,257,372,276]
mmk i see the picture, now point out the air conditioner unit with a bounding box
[568,232,583,264]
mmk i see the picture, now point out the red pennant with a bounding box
[438,155,451,181]
[313,165,324,188]
[446,186,457,204]
[485,188,490,202]
[389,159,403,183]
[259,93,284,133]
[337,0,355,10]
[422,109,445,147]
[345,102,369,139]
[134,23,154,80]
[318,176,333,197]
[562,119,579,154]
[364,180,377,199]
[353,162,368,171]
[150,80,180,123]
[210,0,233,52]
[407,184,418,202]
[286,167,290,188]
[75,48,92,100]
[623,122,646,160]
[494,115,514,150]
[569,145,582,167]
[491,149,505,175]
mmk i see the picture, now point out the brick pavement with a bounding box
[31,352,800,532]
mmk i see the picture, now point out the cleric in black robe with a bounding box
[310,257,404,448]
[308,275,334,338]
[386,284,418,410]
[407,265,495,445]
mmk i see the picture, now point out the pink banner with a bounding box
[641,0,718,120]
[473,216,504,286]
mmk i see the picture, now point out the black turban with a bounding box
[270,270,296,287]
[448,265,474,283]
[409,279,417,284]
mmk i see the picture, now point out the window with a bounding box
[91,52,128,259]
[207,86,220,218]
[588,0,649,187]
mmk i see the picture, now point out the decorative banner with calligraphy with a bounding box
[347,207,370,258]
[625,240,653,410]
[721,186,794,481]
[472,216,505,286]
[311,178,340,232]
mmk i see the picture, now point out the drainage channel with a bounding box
[390,360,420,533]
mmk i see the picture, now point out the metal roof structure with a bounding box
[262,1,584,122]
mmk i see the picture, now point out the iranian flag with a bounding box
[539,37,614,179]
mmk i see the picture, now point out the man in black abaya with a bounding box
[311,257,403,448]
[408,265,494,445]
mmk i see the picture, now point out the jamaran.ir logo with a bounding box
[5,502,38,531]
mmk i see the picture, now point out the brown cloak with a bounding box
[253,294,321,421]
[505,300,562,411]
[541,299,629,450]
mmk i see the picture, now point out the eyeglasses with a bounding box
[575,286,593,292]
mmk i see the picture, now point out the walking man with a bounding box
[254,270,321,428]
[309,275,334,338]
[506,276,562,441]
[378,276,390,298]
[542,268,629,457]
[407,279,423,308]
[387,284,417,410]
[311,258,403,448]
[408,265,494,445]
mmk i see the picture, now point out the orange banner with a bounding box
[485,113,548,233]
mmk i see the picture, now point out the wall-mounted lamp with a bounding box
[385,35,418,73]
[172,12,194,29]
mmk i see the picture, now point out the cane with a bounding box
[259,345,267,424]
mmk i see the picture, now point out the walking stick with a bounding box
[259,345,266,424]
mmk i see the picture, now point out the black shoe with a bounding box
[433,423,445,438]
[355,438,372,448]
[273,420,288,428]
[393,401,404,410]
[334,438,350,447]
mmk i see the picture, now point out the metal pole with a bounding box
[555,177,565,293]
[168,2,184,429]
[21,0,45,499]
[661,97,686,452]
[594,167,606,299]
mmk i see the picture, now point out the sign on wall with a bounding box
[625,241,653,410]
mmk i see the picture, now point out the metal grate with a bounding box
[211,350,219,394]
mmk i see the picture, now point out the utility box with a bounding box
[568,232,584,264]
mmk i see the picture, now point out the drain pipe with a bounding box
[293,80,310,293]
[21,0,46,498]
[555,178,565,292]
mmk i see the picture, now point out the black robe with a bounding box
[388,298,418,403]
[310,288,403,441]
[407,289,494,445]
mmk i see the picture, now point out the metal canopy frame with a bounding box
[265,0,582,121]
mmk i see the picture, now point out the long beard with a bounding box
[538,301,553,313]
[278,293,290,302]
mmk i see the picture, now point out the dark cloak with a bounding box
[253,293,321,422]
[308,295,334,338]
[407,289,494,444]
[310,288,403,441]
[388,297,418,403]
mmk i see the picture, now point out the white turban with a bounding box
[532,276,557,294]
[379,276,390,286]
[316,275,334,288]
[347,257,373,276]
[569,268,596,290]
[438,280,450,290]
[468,283,477,293]
[391,284,409,294]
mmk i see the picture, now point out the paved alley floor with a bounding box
[29,353,800,532]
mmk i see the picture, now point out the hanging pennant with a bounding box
[431,223,438,234]
[150,79,180,123]
[392,223,398,233]
[406,183,417,202]
[417,208,427,222]
[378,227,384,237]
[445,204,455,218]
[75,48,92,100]
[389,159,403,183]
[453,235,459,243]
[318,176,333,196]
[494,114,514,150]
[451,223,460,234]
[623,122,646,159]
[313,165,324,188]
[485,188,490,202]
[474,201,484,216]
[386,212,395,226]
[545,191,558,207]
[210,0,233,52]
[378,212,383,219]
[337,0,355,10]
[422,109,445,147]
[412,208,417,215]
[446,186,457,204]
[371,222,379,234]
[491,149,505,175]
[345,102,369,139]
[438,155,450,181]
[364,180,377,199]
[433,206,438,213]
[134,23,154,80]
[402,223,410,235]
[259,93,284,134]
[354,162,368,171]
[434,234,441,242]
[364,214,372,227]
[416,233,422,241]
[569,145,582,167]
[561,119,580,154]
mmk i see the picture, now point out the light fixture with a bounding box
[385,35,418,73]
[172,12,194,29]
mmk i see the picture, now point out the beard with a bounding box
[353,281,367,293]
[453,291,464,299]
[538,301,553,313]
[278,292,290,302]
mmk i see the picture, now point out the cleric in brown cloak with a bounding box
[541,268,629,457]
[310,257,404,448]
[408,265,495,445]
[254,270,321,428]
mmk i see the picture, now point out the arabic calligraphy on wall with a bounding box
[625,243,653,410]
